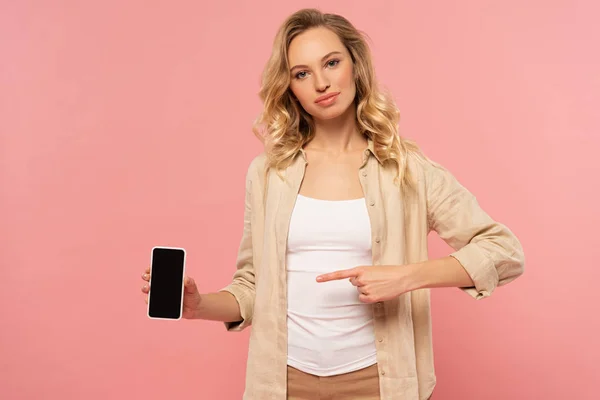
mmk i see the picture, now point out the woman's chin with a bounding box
[310,103,353,121]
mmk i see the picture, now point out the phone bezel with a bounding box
[147,246,186,321]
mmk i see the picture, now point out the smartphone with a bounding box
[147,246,186,320]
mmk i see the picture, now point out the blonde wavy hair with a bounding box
[253,8,425,193]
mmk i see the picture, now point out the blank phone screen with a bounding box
[148,247,185,319]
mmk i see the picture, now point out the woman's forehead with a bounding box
[288,28,346,65]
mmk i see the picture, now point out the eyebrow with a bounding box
[290,51,343,72]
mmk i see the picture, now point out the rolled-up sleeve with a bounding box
[424,158,525,299]
[219,165,256,330]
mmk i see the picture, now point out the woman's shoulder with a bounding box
[403,144,469,198]
[400,143,436,175]
[398,136,450,172]
[247,152,267,174]
[399,142,460,194]
[243,152,268,187]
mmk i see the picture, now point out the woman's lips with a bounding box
[315,92,340,106]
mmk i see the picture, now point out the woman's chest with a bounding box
[298,153,365,200]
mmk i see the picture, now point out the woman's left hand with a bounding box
[316,264,420,303]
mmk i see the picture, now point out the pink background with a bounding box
[1,1,598,399]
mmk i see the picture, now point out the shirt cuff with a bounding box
[450,243,499,300]
[219,284,254,331]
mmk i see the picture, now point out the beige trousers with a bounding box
[287,363,381,400]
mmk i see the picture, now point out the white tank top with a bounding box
[286,194,377,376]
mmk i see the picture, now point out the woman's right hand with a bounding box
[141,267,203,319]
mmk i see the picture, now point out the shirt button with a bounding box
[362,171,367,177]
[375,237,380,243]
[370,201,375,206]
[380,370,386,376]
[378,337,384,342]
[376,302,383,308]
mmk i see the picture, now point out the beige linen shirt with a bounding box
[220,139,525,400]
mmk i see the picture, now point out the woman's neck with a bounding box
[306,104,367,153]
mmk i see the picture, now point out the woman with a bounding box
[141,8,525,400]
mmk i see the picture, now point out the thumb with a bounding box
[184,276,198,294]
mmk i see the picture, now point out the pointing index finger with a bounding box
[316,268,358,282]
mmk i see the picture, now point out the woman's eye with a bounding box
[294,60,339,79]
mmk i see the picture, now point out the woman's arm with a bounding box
[423,157,525,299]
[411,255,475,289]
[191,291,243,322]
[216,159,259,330]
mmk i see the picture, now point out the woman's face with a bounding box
[287,27,356,121]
